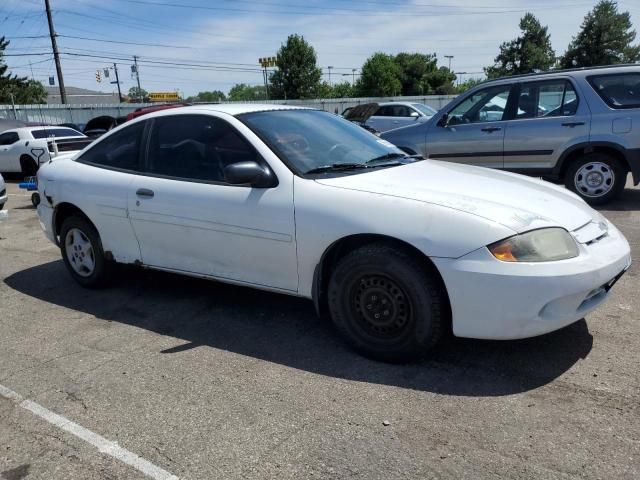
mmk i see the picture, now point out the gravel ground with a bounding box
[0,178,638,480]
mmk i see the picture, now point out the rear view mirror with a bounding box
[436,113,449,127]
[224,161,277,188]
[410,111,420,118]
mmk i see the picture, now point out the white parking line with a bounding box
[0,383,179,480]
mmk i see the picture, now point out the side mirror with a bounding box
[436,113,449,127]
[224,161,276,188]
[410,111,420,119]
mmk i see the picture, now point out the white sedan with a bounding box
[36,105,631,362]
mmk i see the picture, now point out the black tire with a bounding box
[564,152,627,205]
[59,215,113,288]
[31,192,40,208]
[20,155,38,177]
[328,243,446,363]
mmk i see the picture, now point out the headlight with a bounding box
[488,228,579,262]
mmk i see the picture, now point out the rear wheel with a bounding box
[564,152,626,205]
[60,215,113,288]
[328,243,446,363]
[20,155,38,177]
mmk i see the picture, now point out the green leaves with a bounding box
[560,0,640,68]
[485,13,555,79]
[269,34,322,100]
[0,36,47,104]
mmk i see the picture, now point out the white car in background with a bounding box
[365,102,437,132]
[36,105,631,362]
[0,126,91,175]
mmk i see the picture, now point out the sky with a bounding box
[2,0,640,98]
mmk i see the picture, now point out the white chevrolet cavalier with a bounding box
[36,105,631,362]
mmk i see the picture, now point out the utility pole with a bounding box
[112,63,122,102]
[45,0,67,104]
[444,55,454,71]
[133,55,142,101]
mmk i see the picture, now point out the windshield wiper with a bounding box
[305,163,368,174]
[365,152,423,164]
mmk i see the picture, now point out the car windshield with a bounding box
[239,109,412,175]
[411,103,437,116]
[31,128,85,139]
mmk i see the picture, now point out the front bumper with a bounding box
[37,202,57,245]
[432,221,632,340]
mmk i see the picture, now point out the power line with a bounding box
[58,34,191,49]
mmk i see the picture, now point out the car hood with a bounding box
[314,160,595,233]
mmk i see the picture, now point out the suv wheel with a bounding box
[328,243,445,363]
[564,153,626,205]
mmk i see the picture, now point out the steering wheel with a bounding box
[328,143,350,161]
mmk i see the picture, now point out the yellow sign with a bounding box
[149,92,181,102]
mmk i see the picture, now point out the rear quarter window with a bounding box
[587,73,640,109]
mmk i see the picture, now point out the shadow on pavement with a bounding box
[5,260,593,397]
[598,186,640,212]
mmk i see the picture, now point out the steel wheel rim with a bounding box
[65,228,95,277]
[575,161,614,198]
[350,274,412,341]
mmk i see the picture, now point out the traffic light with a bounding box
[95,70,102,83]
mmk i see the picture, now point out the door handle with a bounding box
[136,188,154,198]
[480,127,501,133]
[561,121,585,127]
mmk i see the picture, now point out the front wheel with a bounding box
[328,243,446,363]
[564,153,626,205]
[60,215,113,288]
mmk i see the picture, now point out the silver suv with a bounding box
[382,65,640,204]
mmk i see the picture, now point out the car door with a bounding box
[503,79,590,171]
[0,131,21,172]
[127,113,298,292]
[425,84,515,168]
[366,106,392,132]
[386,104,421,130]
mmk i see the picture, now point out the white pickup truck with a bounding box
[0,126,93,175]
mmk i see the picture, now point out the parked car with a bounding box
[382,65,640,205]
[126,103,189,121]
[83,115,127,139]
[0,126,92,175]
[0,173,6,210]
[36,105,631,362]
[363,101,437,132]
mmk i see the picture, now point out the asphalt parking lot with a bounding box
[0,178,639,480]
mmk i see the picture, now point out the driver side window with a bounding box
[448,85,512,124]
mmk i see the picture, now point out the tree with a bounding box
[128,86,149,102]
[186,90,226,103]
[331,81,354,98]
[394,52,438,95]
[425,67,456,95]
[560,1,640,68]
[358,53,402,96]
[485,13,556,78]
[0,36,47,104]
[456,77,484,93]
[269,34,322,99]
[227,83,266,101]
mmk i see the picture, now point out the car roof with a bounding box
[483,64,640,86]
[378,101,422,107]
[147,103,310,118]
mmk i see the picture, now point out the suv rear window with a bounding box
[588,73,640,109]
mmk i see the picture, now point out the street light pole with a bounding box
[352,68,357,85]
[444,55,454,71]
[327,66,333,87]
